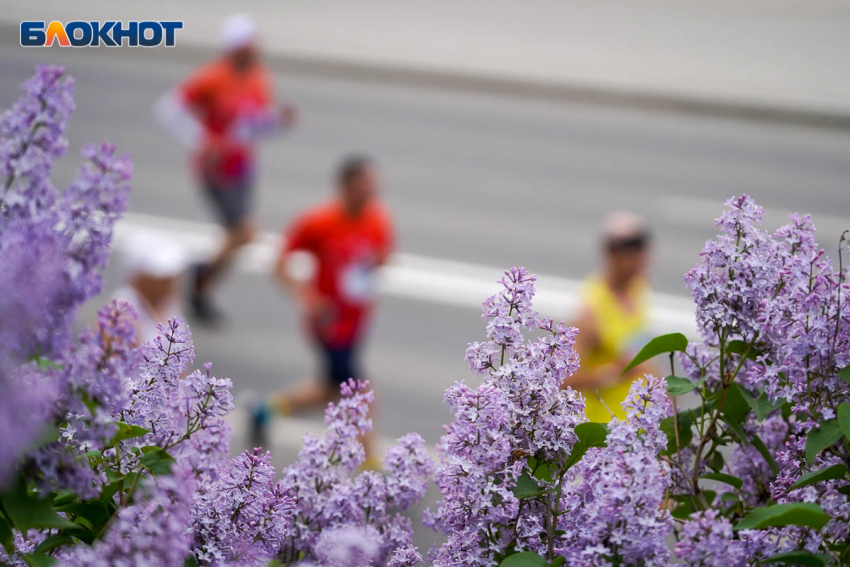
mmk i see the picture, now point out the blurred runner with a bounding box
[565,211,656,422]
[154,13,297,325]
[251,156,393,462]
[112,233,187,344]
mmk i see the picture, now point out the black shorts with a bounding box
[318,341,361,387]
[203,181,252,228]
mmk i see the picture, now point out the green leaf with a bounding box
[25,425,60,455]
[34,357,62,371]
[498,551,548,567]
[0,515,12,554]
[621,333,688,376]
[665,375,697,395]
[790,464,848,491]
[838,402,850,439]
[139,446,176,476]
[112,422,150,443]
[659,411,694,455]
[727,340,759,360]
[672,499,696,520]
[564,422,608,470]
[708,451,725,472]
[750,435,779,476]
[734,502,830,531]
[183,555,200,567]
[513,470,543,499]
[763,551,829,567]
[527,457,553,482]
[0,480,78,532]
[57,501,110,534]
[805,420,843,465]
[34,534,74,555]
[671,491,715,520]
[720,414,749,447]
[737,388,783,421]
[700,472,743,490]
[548,557,566,567]
[99,478,126,504]
[838,365,850,386]
[575,422,608,446]
[723,384,751,422]
[22,553,56,567]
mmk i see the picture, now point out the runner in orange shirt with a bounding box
[155,14,296,324]
[251,156,392,458]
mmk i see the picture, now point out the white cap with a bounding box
[601,210,647,241]
[220,13,258,52]
[125,233,187,279]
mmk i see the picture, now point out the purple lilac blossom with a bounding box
[428,267,586,566]
[675,195,850,565]
[557,375,673,566]
[683,195,850,412]
[314,524,382,567]
[387,545,424,567]
[0,530,47,567]
[0,68,298,566]
[61,470,195,567]
[0,67,129,487]
[191,448,293,566]
[280,379,433,564]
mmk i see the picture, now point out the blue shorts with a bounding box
[318,341,361,387]
[203,181,252,228]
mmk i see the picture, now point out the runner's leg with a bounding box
[191,182,255,322]
[198,216,256,293]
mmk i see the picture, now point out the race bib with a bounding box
[340,262,376,302]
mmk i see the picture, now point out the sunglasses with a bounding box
[607,232,649,252]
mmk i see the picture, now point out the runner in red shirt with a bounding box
[156,14,296,324]
[252,156,392,459]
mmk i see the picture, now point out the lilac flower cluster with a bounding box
[430,268,599,565]
[558,375,673,566]
[387,545,424,567]
[191,448,294,566]
[0,66,130,487]
[61,470,195,567]
[683,195,850,412]
[673,196,850,565]
[279,379,434,565]
[0,68,297,567]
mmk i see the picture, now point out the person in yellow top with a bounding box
[567,211,657,422]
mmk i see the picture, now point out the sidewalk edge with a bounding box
[5,21,850,132]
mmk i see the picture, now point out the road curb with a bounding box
[5,21,850,132]
[259,51,850,133]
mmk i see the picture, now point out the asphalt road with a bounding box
[2,45,849,453]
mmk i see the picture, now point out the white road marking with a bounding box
[116,211,700,452]
[113,211,698,336]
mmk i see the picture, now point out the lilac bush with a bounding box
[278,379,433,564]
[425,268,675,567]
[0,66,432,567]
[0,66,127,486]
[0,66,294,567]
[2,67,849,567]
[665,195,850,566]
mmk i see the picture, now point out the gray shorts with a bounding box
[203,181,252,228]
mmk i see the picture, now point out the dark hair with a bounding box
[337,155,373,186]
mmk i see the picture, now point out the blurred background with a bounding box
[1,2,849,540]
